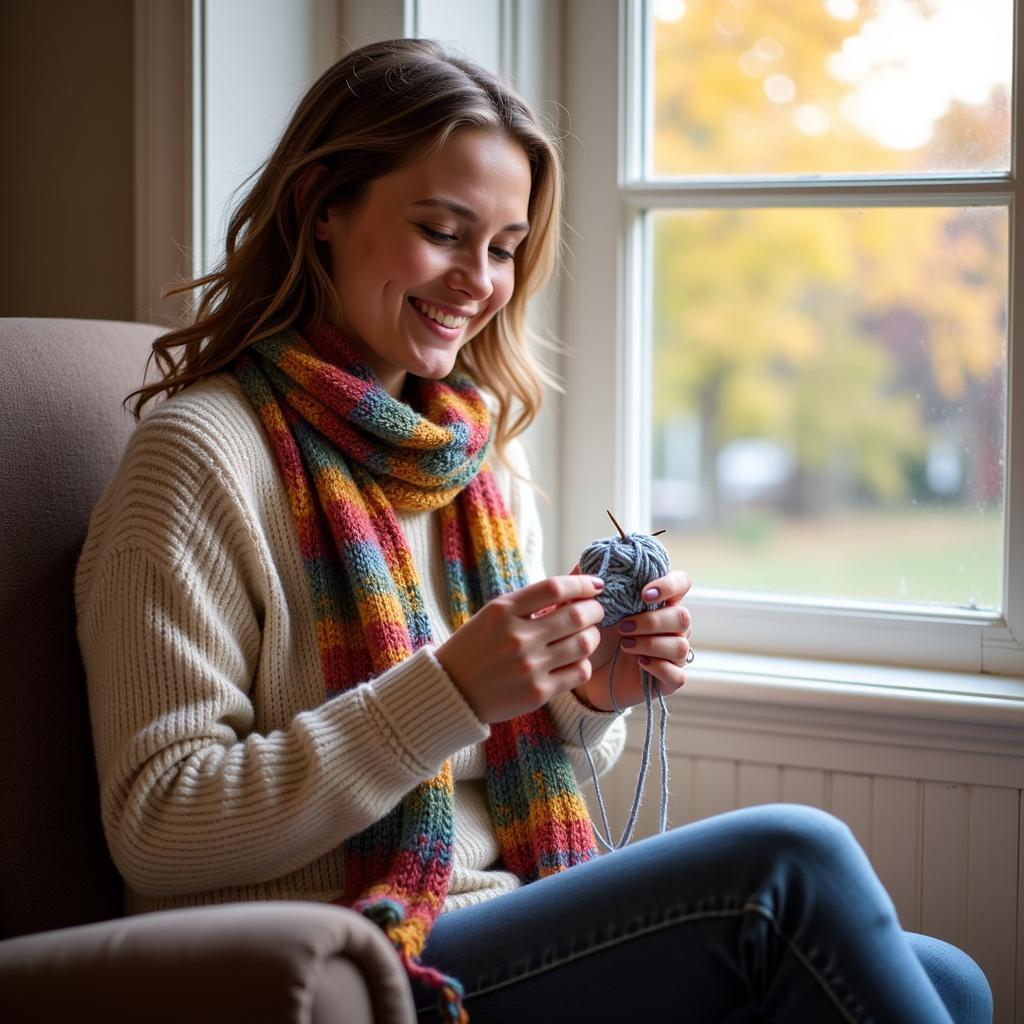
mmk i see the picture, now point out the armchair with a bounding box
[0,318,415,1023]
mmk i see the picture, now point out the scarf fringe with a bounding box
[357,897,469,1023]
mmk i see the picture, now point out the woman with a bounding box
[77,38,991,1023]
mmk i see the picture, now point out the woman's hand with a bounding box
[573,569,693,713]
[435,575,606,724]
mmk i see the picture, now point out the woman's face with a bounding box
[318,128,533,396]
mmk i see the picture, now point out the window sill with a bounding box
[679,591,1024,678]
[684,650,1024,728]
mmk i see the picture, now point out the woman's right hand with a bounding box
[435,575,607,724]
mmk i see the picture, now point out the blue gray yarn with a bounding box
[579,532,672,627]
[577,531,673,852]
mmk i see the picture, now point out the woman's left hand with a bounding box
[572,569,693,712]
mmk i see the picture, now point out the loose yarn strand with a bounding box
[655,678,670,834]
[579,660,668,852]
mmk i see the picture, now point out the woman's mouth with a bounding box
[410,297,471,330]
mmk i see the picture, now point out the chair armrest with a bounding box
[0,901,416,1024]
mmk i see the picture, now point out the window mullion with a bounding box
[620,0,646,183]
[622,178,1014,210]
[987,0,1024,669]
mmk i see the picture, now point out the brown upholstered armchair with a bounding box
[0,318,415,1023]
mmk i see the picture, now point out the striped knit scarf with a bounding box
[235,324,597,1020]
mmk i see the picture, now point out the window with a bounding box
[560,0,1023,677]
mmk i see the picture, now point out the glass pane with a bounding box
[650,206,1007,609]
[650,0,1012,176]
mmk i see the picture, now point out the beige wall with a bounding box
[0,0,135,319]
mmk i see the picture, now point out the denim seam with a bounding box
[741,899,860,1024]
[415,903,859,1020]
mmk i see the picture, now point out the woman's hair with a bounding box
[130,37,563,456]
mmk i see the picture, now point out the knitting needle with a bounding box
[606,508,666,539]
[606,509,627,539]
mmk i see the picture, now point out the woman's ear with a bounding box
[294,163,331,240]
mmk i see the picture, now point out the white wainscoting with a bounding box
[591,655,1024,1024]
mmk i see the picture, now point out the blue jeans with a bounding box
[415,805,992,1023]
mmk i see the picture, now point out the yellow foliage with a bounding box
[649,2,1008,503]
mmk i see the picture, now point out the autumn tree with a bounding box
[649,0,1008,524]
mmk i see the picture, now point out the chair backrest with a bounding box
[0,318,160,938]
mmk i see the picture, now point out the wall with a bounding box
[0,0,135,319]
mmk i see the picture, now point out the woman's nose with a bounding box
[446,250,493,301]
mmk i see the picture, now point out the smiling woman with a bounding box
[312,128,532,396]
[127,40,563,464]
[75,35,989,1024]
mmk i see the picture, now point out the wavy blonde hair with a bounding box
[130,38,562,458]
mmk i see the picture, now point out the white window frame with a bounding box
[559,0,1024,685]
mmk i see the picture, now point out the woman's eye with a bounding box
[419,223,515,262]
[420,225,457,245]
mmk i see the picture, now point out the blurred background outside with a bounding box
[648,0,1010,610]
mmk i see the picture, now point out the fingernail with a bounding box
[620,637,637,649]
[638,655,651,665]
[618,620,636,633]
[591,577,605,590]
[643,586,659,601]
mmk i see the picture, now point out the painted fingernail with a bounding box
[643,586,660,601]
[638,655,651,665]
[591,577,605,590]
[618,620,636,633]
[620,637,637,649]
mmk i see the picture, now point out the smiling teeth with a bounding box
[413,299,469,329]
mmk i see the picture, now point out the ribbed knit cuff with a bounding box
[547,688,625,748]
[363,647,489,778]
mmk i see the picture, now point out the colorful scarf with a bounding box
[235,324,598,1020]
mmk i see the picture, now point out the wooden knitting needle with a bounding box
[606,509,627,539]
[606,508,666,539]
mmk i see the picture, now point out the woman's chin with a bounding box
[411,351,461,381]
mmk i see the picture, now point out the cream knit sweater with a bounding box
[76,374,625,916]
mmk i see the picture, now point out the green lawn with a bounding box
[659,507,1003,610]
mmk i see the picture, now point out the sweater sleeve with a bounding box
[76,399,488,898]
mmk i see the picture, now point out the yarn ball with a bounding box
[579,531,671,628]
